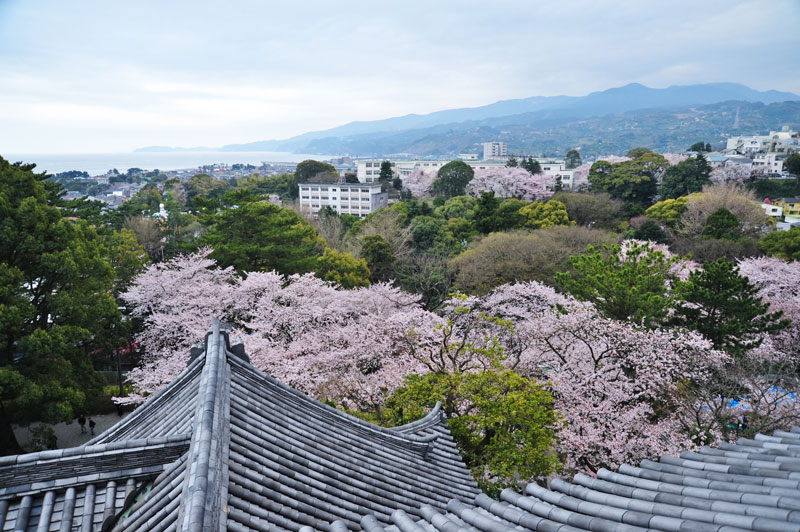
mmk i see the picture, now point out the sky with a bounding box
[1,0,799,154]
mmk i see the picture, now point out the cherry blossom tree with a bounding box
[474,281,727,472]
[121,250,798,475]
[661,153,689,166]
[400,168,437,197]
[467,167,555,201]
[710,165,753,186]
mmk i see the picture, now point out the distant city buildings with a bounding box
[725,126,799,175]
[482,141,507,160]
[298,182,388,218]
[355,156,575,190]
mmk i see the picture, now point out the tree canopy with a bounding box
[295,160,338,183]
[761,226,800,260]
[199,202,323,275]
[565,149,582,169]
[660,154,712,199]
[556,241,679,327]
[432,161,474,198]
[588,152,667,207]
[672,259,789,354]
[0,157,123,453]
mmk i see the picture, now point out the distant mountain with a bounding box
[299,100,800,158]
[137,82,800,156]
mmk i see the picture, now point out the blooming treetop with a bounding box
[475,282,726,471]
[661,153,689,166]
[122,250,799,473]
[467,167,554,201]
[401,168,437,197]
[710,165,753,187]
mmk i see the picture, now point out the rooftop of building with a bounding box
[3,320,800,532]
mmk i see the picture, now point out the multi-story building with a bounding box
[482,142,507,160]
[775,197,800,218]
[298,182,388,218]
[726,127,799,156]
[752,152,788,175]
[355,158,575,189]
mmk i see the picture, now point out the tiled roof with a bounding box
[4,319,800,531]
[0,320,478,531]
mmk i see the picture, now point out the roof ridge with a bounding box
[176,318,230,532]
[227,352,440,448]
[0,434,190,467]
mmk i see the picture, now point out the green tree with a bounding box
[433,196,477,221]
[626,147,653,158]
[432,161,474,198]
[660,154,712,200]
[315,248,370,288]
[565,149,582,169]
[551,192,623,230]
[702,207,740,240]
[785,152,800,178]
[672,259,789,354]
[360,235,395,283]
[494,198,527,231]
[449,226,616,295]
[690,141,709,152]
[505,156,518,168]
[185,173,229,207]
[386,369,559,493]
[631,219,669,244]
[473,191,501,233]
[520,156,542,175]
[1,158,121,454]
[518,200,572,229]
[556,241,679,326]
[378,161,393,183]
[645,196,689,227]
[236,173,299,201]
[588,152,667,207]
[294,160,338,183]
[760,226,800,260]
[199,202,322,275]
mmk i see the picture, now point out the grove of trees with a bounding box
[4,149,800,496]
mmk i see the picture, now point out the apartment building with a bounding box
[298,182,388,218]
[482,142,508,160]
[356,158,575,189]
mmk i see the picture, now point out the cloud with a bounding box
[0,0,797,152]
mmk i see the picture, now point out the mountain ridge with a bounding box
[135,82,800,156]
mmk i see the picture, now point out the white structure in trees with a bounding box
[298,182,388,217]
[482,141,507,160]
[356,157,575,189]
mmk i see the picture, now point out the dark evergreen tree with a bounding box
[659,154,712,199]
[672,259,790,354]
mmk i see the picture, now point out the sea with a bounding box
[4,151,339,176]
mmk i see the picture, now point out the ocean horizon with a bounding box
[4,151,341,176]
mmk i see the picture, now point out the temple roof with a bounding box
[3,320,800,532]
[0,320,478,532]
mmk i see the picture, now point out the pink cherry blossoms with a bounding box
[401,168,437,197]
[467,167,555,201]
[475,281,726,472]
[121,249,800,475]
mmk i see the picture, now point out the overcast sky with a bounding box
[1,0,799,154]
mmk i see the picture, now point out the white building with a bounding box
[759,201,783,218]
[356,157,576,189]
[482,142,507,160]
[752,152,787,175]
[298,182,388,218]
